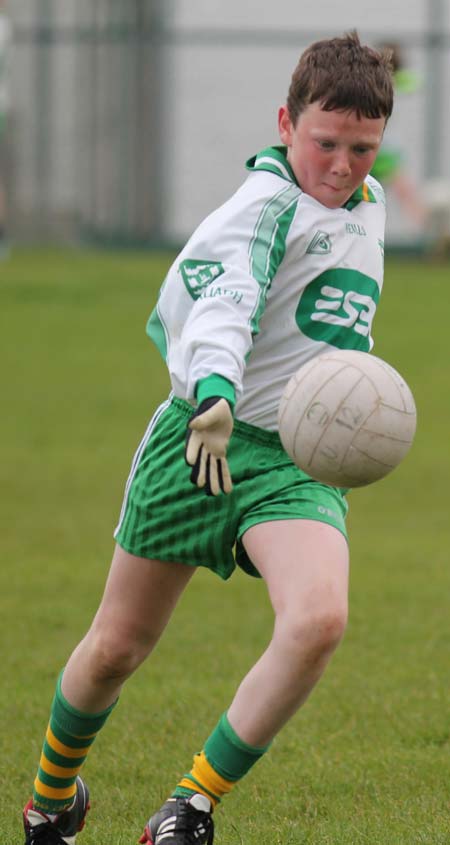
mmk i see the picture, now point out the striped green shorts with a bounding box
[114,396,349,580]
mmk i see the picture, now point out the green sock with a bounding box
[173,711,270,803]
[33,670,116,813]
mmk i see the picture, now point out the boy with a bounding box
[23,31,393,845]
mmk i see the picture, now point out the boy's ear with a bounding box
[278,106,293,145]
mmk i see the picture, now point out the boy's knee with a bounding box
[311,604,348,651]
[278,599,348,658]
[87,626,149,682]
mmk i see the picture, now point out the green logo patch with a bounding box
[296,268,380,351]
[306,231,332,255]
[179,259,225,300]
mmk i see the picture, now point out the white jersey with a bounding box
[147,146,386,430]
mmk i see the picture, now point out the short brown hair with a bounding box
[287,31,394,124]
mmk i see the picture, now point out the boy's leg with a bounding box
[144,518,348,841]
[227,519,349,745]
[26,545,194,822]
[61,544,195,712]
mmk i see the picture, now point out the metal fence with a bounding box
[4,0,450,247]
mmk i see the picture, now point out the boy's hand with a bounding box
[185,397,234,495]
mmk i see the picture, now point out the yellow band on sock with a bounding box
[39,756,82,780]
[178,751,235,806]
[46,726,91,759]
[33,777,77,802]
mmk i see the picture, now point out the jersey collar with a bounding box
[246,146,378,208]
[246,146,297,184]
[344,181,377,210]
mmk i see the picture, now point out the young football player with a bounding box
[23,31,393,845]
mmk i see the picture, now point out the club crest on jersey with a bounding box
[306,231,332,255]
[179,259,225,299]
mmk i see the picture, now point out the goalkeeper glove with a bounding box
[185,397,234,496]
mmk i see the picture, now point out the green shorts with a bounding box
[114,396,349,580]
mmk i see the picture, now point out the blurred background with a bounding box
[2,0,450,252]
[2,7,450,842]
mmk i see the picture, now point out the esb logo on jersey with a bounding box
[296,269,381,352]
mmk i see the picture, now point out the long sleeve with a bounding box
[147,176,300,403]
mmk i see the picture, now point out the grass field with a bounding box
[1,249,449,844]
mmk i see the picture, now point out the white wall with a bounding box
[5,0,448,246]
[170,0,426,33]
[161,0,436,243]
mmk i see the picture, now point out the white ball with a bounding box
[278,350,417,487]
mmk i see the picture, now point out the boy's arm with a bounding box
[150,178,300,410]
[149,175,300,494]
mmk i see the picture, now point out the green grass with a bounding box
[1,249,449,844]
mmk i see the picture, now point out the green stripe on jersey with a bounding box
[248,184,299,335]
[147,303,169,361]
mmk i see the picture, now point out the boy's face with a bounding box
[278,101,385,208]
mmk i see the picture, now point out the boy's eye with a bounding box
[354,146,370,155]
[318,140,335,150]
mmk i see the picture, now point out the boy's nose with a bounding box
[331,151,351,177]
